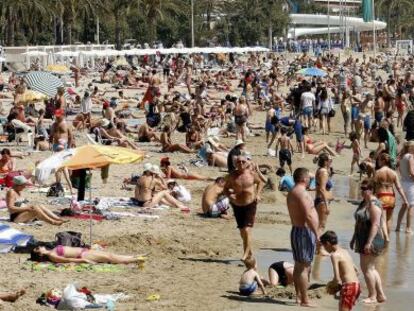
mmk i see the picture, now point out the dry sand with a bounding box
[0,66,406,310]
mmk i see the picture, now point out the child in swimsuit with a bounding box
[350,131,362,175]
[321,231,361,311]
[239,257,266,296]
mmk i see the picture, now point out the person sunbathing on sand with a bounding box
[160,157,214,181]
[33,246,146,265]
[132,163,189,210]
[303,127,337,156]
[6,176,68,225]
[0,289,25,303]
[137,122,160,143]
[160,126,195,154]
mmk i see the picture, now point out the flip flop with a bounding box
[146,294,160,302]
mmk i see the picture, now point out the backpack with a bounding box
[55,231,86,247]
[46,182,64,197]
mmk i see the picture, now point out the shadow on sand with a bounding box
[223,291,295,306]
[259,247,292,253]
[178,257,242,265]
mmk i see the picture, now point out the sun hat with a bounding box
[13,175,32,186]
[143,163,153,172]
[150,165,161,175]
[234,139,245,147]
[101,119,110,128]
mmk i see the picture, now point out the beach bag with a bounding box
[328,109,336,118]
[55,231,85,247]
[47,182,65,197]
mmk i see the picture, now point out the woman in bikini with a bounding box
[185,125,204,150]
[160,157,213,181]
[315,153,334,247]
[133,164,189,210]
[0,148,17,174]
[267,261,294,287]
[33,245,146,264]
[160,126,195,154]
[6,176,67,225]
[303,128,337,156]
[395,88,409,128]
[374,153,408,240]
[137,122,160,143]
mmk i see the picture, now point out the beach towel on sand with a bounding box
[25,262,125,273]
[0,223,33,253]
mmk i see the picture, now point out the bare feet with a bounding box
[362,297,378,304]
[0,289,26,302]
[300,302,317,308]
[406,228,413,235]
[377,295,387,303]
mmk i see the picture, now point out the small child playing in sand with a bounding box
[350,131,362,175]
[320,231,361,311]
[239,257,266,296]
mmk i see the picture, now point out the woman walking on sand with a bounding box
[350,179,386,305]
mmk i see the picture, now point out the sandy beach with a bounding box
[0,57,413,311]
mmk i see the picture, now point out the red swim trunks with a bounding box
[340,282,361,311]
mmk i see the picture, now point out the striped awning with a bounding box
[24,71,67,99]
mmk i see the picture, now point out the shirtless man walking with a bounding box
[275,127,294,174]
[234,98,250,142]
[223,155,264,261]
[50,109,73,152]
[359,93,374,148]
[287,167,319,307]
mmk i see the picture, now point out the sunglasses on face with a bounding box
[360,186,370,191]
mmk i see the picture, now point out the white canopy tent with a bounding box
[22,50,48,69]
[74,46,270,67]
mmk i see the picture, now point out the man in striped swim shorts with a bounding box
[287,168,319,307]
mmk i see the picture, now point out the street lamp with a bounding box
[191,0,195,47]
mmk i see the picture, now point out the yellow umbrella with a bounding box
[46,64,71,74]
[61,145,145,170]
[21,90,47,103]
[114,57,129,67]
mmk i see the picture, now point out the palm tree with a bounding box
[105,0,140,49]
[140,0,182,44]
[0,0,50,45]
[377,0,414,46]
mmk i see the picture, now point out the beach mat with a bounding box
[24,262,125,273]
